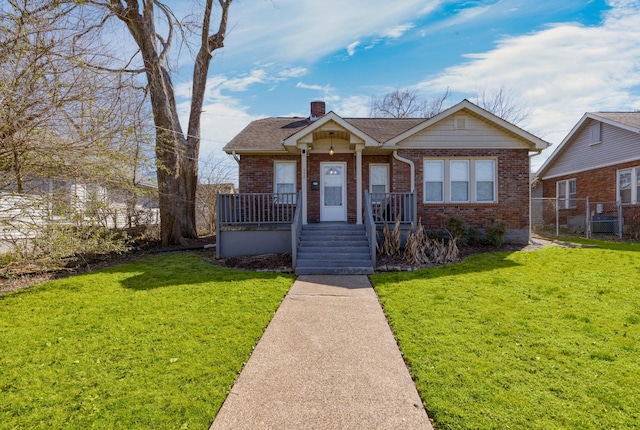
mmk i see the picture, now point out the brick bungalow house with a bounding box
[536,112,640,237]
[217,99,548,274]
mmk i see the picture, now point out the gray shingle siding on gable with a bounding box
[543,119,640,179]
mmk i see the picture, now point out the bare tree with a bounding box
[81,0,234,245]
[0,1,152,194]
[370,88,451,118]
[1,1,157,258]
[1,1,80,193]
[476,84,530,126]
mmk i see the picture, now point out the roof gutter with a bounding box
[393,150,415,191]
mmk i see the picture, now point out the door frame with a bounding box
[319,161,347,222]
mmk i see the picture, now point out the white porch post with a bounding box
[300,144,308,224]
[356,144,363,224]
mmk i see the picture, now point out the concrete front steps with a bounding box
[295,223,374,275]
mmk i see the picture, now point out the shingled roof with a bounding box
[224,117,311,152]
[590,112,640,131]
[223,116,426,153]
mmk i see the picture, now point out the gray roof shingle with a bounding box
[223,117,427,152]
[591,112,640,130]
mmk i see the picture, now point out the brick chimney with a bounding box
[310,101,326,121]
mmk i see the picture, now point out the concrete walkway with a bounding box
[210,275,433,430]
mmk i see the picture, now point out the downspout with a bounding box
[231,151,240,164]
[393,150,415,191]
[529,150,543,244]
[393,150,417,223]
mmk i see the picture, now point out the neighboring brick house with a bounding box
[536,112,640,237]
[218,99,548,258]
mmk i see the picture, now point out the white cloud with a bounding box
[223,69,268,91]
[421,4,492,34]
[334,95,371,117]
[347,41,360,57]
[178,98,263,162]
[176,66,309,104]
[225,0,441,63]
[296,82,335,93]
[278,67,308,78]
[417,0,640,165]
[381,23,415,39]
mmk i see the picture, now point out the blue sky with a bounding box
[170,0,640,172]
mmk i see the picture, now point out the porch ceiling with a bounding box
[313,129,349,141]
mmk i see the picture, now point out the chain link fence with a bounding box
[531,197,636,239]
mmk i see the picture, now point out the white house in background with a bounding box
[1,178,159,252]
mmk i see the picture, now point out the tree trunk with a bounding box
[183,0,232,239]
[107,0,232,245]
[146,68,196,245]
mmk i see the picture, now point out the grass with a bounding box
[371,242,640,429]
[0,253,294,430]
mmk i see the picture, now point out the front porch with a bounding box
[215,191,416,273]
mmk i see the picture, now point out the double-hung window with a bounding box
[424,160,444,203]
[274,161,296,203]
[618,167,640,204]
[556,179,577,209]
[423,158,497,203]
[475,160,496,202]
[450,161,469,202]
[369,164,389,204]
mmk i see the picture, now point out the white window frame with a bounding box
[423,158,498,204]
[475,160,496,203]
[274,161,296,203]
[589,122,602,145]
[424,160,445,203]
[369,164,389,203]
[617,167,640,205]
[556,179,577,209]
[450,160,470,203]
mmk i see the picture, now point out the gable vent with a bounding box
[454,115,468,130]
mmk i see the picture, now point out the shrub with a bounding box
[447,216,468,246]
[485,218,506,248]
[446,216,480,247]
[466,226,480,246]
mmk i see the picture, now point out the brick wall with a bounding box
[541,160,640,202]
[240,153,397,223]
[238,155,301,194]
[395,148,531,232]
[541,160,640,237]
[239,149,531,240]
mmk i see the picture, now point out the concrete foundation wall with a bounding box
[217,225,292,257]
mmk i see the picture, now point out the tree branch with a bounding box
[154,1,174,66]
[207,0,231,52]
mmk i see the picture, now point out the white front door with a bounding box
[320,162,347,222]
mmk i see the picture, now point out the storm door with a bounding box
[320,162,347,222]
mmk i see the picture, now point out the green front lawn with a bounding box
[372,242,640,429]
[0,254,294,429]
